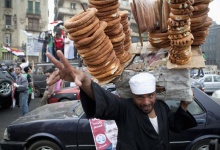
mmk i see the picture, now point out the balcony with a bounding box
[26,9,41,18]
[26,25,40,32]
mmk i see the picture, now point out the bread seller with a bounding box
[46,50,197,150]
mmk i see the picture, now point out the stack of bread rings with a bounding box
[119,11,132,51]
[64,8,122,83]
[167,0,194,65]
[191,0,213,46]
[148,30,170,48]
[89,0,132,64]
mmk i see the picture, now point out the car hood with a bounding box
[12,101,76,124]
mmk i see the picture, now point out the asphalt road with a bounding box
[0,97,40,143]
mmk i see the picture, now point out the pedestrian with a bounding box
[40,69,55,106]
[46,50,197,150]
[63,33,70,59]
[47,33,54,60]
[54,33,64,60]
[20,57,29,73]
[197,51,206,77]
[8,67,16,80]
[14,66,29,115]
[0,63,8,71]
[24,66,34,106]
[68,40,74,60]
[73,46,78,59]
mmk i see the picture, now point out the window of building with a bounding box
[5,15,12,25]
[4,33,11,46]
[35,2,40,14]
[28,18,39,30]
[70,3,76,9]
[122,0,128,6]
[5,0,12,8]
[82,3,88,9]
[28,1,33,13]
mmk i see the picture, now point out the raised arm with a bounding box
[46,50,95,100]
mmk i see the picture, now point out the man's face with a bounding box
[105,122,118,144]
[15,67,21,75]
[132,92,156,114]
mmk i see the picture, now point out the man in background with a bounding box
[20,57,29,73]
[54,34,64,60]
[14,66,29,115]
[24,66,34,106]
[104,120,118,150]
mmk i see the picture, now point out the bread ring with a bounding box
[171,33,194,46]
[170,0,191,4]
[167,18,191,27]
[84,40,113,60]
[96,9,118,17]
[110,33,125,43]
[98,58,120,76]
[89,0,117,6]
[88,54,116,73]
[78,36,109,57]
[169,25,191,35]
[168,31,191,40]
[96,3,120,12]
[193,3,209,11]
[169,55,191,65]
[69,17,99,37]
[75,31,105,48]
[197,0,213,4]
[191,14,208,24]
[105,24,123,36]
[95,56,121,79]
[171,6,194,15]
[192,8,209,18]
[64,8,97,28]
[106,16,121,27]
[88,57,117,76]
[76,21,107,46]
[66,16,96,33]
[119,10,129,18]
[170,13,190,21]
[192,30,208,37]
[105,23,120,32]
[89,1,118,8]
[86,48,115,67]
[170,0,194,9]
[68,24,99,42]
[170,49,192,59]
[119,52,132,64]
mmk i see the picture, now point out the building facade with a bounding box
[201,22,220,69]
[0,0,49,62]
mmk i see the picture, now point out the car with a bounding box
[47,86,80,104]
[0,71,15,108]
[1,87,220,150]
[47,84,116,104]
[193,74,220,93]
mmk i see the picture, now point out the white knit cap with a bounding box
[129,73,156,94]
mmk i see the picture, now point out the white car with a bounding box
[196,74,220,93]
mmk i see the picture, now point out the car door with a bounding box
[165,99,206,150]
[77,114,96,150]
[203,76,213,92]
[213,75,220,91]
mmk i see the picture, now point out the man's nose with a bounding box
[142,97,151,105]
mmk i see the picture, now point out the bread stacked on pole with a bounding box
[88,0,132,64]
[64,8,122,83]
[168,0,194,65]
[191,0,213,46]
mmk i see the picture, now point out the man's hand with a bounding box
[180,101,191,111]
[46,50,86,87]
[13,83,19,88]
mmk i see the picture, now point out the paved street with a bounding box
[0,97,40,143]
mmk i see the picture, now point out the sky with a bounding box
[47,0,220,30]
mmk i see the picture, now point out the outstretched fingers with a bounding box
[57,50,74,71]
[46,51,64,70]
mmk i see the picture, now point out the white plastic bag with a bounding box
[31,92,35,99]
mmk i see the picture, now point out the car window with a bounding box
[204,76,212,82]
[165,100,204,115]
[214,76,220,82]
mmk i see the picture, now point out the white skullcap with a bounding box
[129,73,156,95]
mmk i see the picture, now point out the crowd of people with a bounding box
[45,33,79,62]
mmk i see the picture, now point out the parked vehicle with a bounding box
[1,87,220,150]
[47,84,116,104]
[193,74,220,93]
[47,86,80,104]
[0,71,15,108]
